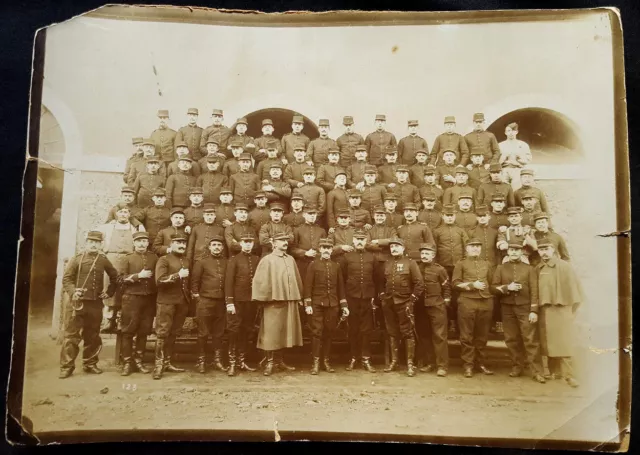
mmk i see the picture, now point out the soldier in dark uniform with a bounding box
[468,205,498,266]
[477,163,515,207]
[132,157,165,208]
[489,193,510,229]
[262,163,292,209]
[329,209,369,257]
[283,194,305,228]
[139,189,171,242]
[124,137,144,184]
[165,157,197,209]
[416,243,451,376]
[365,114,398,167]
[284,146,310,189]
[409,149,431,188]
[491,242,546,383]
[255,141,283,181]
[308,119,338,167]
[468,150,490,190]
[360,165,387,214]
[430,116,469,166]
[198,139,227,175]
[337,231,377,372]
[230,153,260,208]
[175,108,203,161]
[293,168,326,222]
[150,109,178,170]
[382,194,404,228]
[197,156,228,204]
[153,208,188,256]
[222,140,245,177]
[397,203,435,260]
[419,165,444,211]
[187,203,226,265]
[215,188,236,229]
[346,145,368,188]
[118,231,158,376]
[105,186,143,228]
[281,114,311,164]
[326,173,350,228]
[418,192,442,231]
[317,149,345,192]
[249,191,271,231]
[304,238,349,375]
[225,203,259,256]
[453,237,495,378]
[497,206,536,264]
[366,207,398,286]
[167,142,201,178]
[200,108,232,158]
[377,147,400,186]
[254,119,283,163]
[346,190,373,229]
[436,150,459,191]
[183,187,205,232]
[59,231,118,378]
[127,140,167,186]
[389,165,420,211]
[443,166,477,206]
[258,203,294,257]
[191,236,228,374]
[291,206,327,281]
[226,117,256,157]
[398,120,429,166]
[152,233,190,379]
[225,234,260,376]
[379,238,424,377]
[464,113,500,166]
[337,116,365,168]
[520,192,539,227]
[530,212,571,265]
[514,169,549,212]
[454,195,478,233]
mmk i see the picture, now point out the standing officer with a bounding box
[152,207,188,256]
[397,202,434,260]
[199,108,232,157]
[304,238,349,375]
[191,236,228,374]
[224,203,258,256]
[491,242,546,383]
[186,203,226,266]
[176,108,204,161]
[307,119,338,167]
[254,119,283,163]
[291,206,327,280]
[59,231,118,378]
[197,156,228,204]
[258,202,294,257]
[150,109,178,171]
[398,120,429,166]
[360,165,387,214]
[281,114,311,164]
[225,234,260,376]
[336,116,365,168]
[338,231,377,372]
[452,237,494,378]
[165,157,197,209]
[284,145,310,189]
[365,114,398,166]
[477,163,515,207]
[464,113,500,166]
[152,233,190,379]
[293,167,326,222]
[118,231,158,376]
[124,137,144,184]
[132,156,165,208]
[230,153,260,208]
[366,206,398,285]
[138,188,171,244]
[226,117,256,157]
[430,116,469,166]
[379,238,424,377]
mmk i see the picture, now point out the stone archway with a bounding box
[240,108,320,140]
[487,107,584,165]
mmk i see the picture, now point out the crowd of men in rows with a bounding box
[58,109,584,387]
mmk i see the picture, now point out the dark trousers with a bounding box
[416,304,449,369]
[381,299,414,340]
[226,301,257,354]
[347,297,374,358]
[457,296,493,370]
[121,294,155,336]
[155,303,188,339]
[196,297,226,348]
[310,304,339,356]
[443,266,458,324]
[502,304,543,374]
[60,299,103,370]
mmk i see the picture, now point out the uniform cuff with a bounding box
[225,297,234,305]
[339,299,348,308]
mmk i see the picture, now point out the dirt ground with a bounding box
[18,316,621,447]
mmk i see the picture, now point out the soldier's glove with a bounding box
[305,306,313,315]
[226,304,236,314]
[378,292,386,301]
[98,292,109,299]
[341,307,350,318]
[185,226,192,234]
[410,294,418,303]
[444,298,451,306]
[528,312,538,324]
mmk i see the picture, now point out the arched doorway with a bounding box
[487,108,584,165]
[31,105,65,324]
[240,108,320,140]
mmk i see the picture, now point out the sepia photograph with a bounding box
[8,4,630,449]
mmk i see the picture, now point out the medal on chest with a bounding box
[396,263,404,272]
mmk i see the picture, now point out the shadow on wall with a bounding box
[239,108,320,141]
[487,108,584,165]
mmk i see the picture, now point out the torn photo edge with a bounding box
[5,5,631,450]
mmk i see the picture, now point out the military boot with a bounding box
[406,338,417,377]
[213,349,228,371]
[311,338,321,375]
[384,337,399,372]
[133,335,151,374]
[164,335,185,373]
[227,337,237,377]
[345,358,358,371]
[238,352,256,372]
[196,337,207,374]
[152,338,165,380]
[274,350,295,372]
[362,357,376,373]
[263,351,274,376]
[120,336,134,376]
[322,339,335,373]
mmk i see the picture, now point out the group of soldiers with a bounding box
[59,109,584,387]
